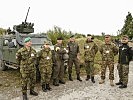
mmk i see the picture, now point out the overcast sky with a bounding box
[0,0,133,35]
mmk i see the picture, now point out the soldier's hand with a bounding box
[77,55,80,60]
[56,47,60,51]
[64,48,69,53]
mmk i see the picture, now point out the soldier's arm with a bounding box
[36,50,42,64]
[77,44,80,54]
[66,43,70,51]
[99,45,103,54]
[60,48,67,54]
[55,45,66,54]
[94,43,98,54]
[16,50,21,66]
[129,47,133,61]
[113,44,118,56]
[33,49,38,66]
[77,44,81,59]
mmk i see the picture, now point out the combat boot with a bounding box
[30,89,38,96]
[99,79,105,84]
[119,84,127,88]
[42,84,47,92]
[46,84,52,91]
[53,79,59,86]
[22,93,28,100]
[59,80,65,84]
[110,80,114,86]
[69,74,73,81]
[116,81,123,85]
[91,76,95,83]
[77,74,82,82]
[86,75,90,81]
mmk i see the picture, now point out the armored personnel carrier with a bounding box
[0,7,52,71]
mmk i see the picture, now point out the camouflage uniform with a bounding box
[116,44,133,87]
[16,47,36,94]
[38,48,52,85]
[84,41,98,82]
[52,43,66,85]
[67,41,82,81]
[99,42,118,80]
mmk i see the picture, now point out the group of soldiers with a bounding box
[16,34,133,100]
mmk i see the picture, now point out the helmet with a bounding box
[63,53,69,60]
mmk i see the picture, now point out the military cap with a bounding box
[104,34,111,38]
[24,37,31,43]
[70,35,75,38]
[87,34,91,36]
[122,35,128,39]
[44,41,50,45]
[57,37,63,40]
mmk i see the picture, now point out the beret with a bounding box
[44,41,50,45]
[70,35,75,38]
[24,37,31,43]
[57,37,63,40]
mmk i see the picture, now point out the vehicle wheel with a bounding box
[0,60,8,71]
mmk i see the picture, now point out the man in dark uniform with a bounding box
[52,37,66,86]
[67,35,82,81]
[116,35,133,88]
[16,37,38,100]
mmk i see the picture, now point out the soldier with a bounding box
[52,37,66,86]
[99,35,118,86]
[38,41,52,92]
[16,37,38,100]
[67,35,82,81]
[116,35,133,88]
[84,34,98,83]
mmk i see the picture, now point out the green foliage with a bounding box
[0,28,6,35]
[94,35,104,41]
[74,33,86,38]
[46,26,85,45]
[120,12,133,39]
[46,26,72,45]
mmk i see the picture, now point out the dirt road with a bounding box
[0,62,133,100]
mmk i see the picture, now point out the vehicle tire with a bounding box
[0,60,8,71]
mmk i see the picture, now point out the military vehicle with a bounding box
[0,7,52,71]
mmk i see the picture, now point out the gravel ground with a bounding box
[0,61,133,100]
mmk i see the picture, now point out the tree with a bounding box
[120,12,133,39]
[46,26,72,45]
[0,28,6,35]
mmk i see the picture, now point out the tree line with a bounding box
[0,12,132,41]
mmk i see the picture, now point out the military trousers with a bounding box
[85,61,94,76]
[53,60,65,82]
[68,57,80,74]
[117,64,129,85]
[20,70,36,93]
[39,66,52,85]
[100,61,114,80]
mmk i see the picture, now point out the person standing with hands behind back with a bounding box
[84,34,98,83]
[38,41,52,92]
